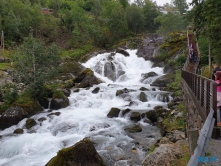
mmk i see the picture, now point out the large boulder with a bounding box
[104,62,116,81]
[146,110,157,122]
[141,144,182,166]
[141,72,158,79]
[50,97,69,110]
[150,74,175,88]
[136,34,163,62]
[46,138,106,166]
[0,106,28,130]
[74,68,102,88]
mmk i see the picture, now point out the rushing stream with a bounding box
[0,49,171,166]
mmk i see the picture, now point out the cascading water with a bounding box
[0,49,172,166]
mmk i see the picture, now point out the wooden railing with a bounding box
[182,70,217,119]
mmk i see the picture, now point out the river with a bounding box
[0,49,171,166]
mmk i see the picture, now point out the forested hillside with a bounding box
[0,0,190,51]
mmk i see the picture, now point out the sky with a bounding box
[155,0,192,7]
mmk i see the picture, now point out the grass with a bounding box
[0,62,12,70]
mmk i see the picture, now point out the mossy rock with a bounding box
[73,88,80,93]
[107,107,120,118]
[59,62,85,75]
[130,112,141,122]
[74,68,102,88]
[46,138,106,166]
[122,108,131,116]
[146,110,157,122]
[125,125,142,133]
[26,118,37,129]
[14,128,24,134]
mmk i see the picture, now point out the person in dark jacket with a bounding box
[212,64,221,80]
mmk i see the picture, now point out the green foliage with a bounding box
[155,13,189,36]
[143,0,160,32]
[176,54,186,66]
[52,90,65,99]
[167,59,176,66]
[0,83,18,112]
[156,49,167,61]
[11,37,60,99]
[167,70,182,93]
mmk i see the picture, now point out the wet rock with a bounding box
[140,87,149,91]
[146,110,157,122]
[116,48,129,57]
[73,88,80,93]
[92,87,100,94]
[139,92,148,102]
[38,117,47,122]
[50,97,69,110]
[47,112,61,116]
[45,138,106,166]
[39,97,49,109]
[141,72,158,79]
[116,88,129,96]
[122,108,131,116]
[26,118,37,129]
[61,88,71,97]
[125,124,142,133]
[104,62,116,81]
[14,128,24,134]
[0,106,27,130]
[90,123,110,131]
[74,68,102,88]
[107,107,120,118]
[130,112,141,122]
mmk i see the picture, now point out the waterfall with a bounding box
[0,49,171,166]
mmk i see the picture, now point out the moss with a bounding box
[13,92,43,115]
[170,144,190,166]
[52,90,65,99]
[46,138,106,166]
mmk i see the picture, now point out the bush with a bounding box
[176,54,186,66]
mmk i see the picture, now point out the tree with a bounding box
[154,12,188,36]
[143,0,160,32]
[11,37,60,99]
[126,4,145,34]
[172,0,189,14]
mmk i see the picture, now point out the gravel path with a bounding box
[204,139,221,166]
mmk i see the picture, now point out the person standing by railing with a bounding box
[215,71,221,126]
[212,64,221,80]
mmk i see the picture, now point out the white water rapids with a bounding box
[0,50,171,166]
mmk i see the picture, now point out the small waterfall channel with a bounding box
[0,50,172,166]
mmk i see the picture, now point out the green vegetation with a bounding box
[167,70,182,96]
[10,37,60,99]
